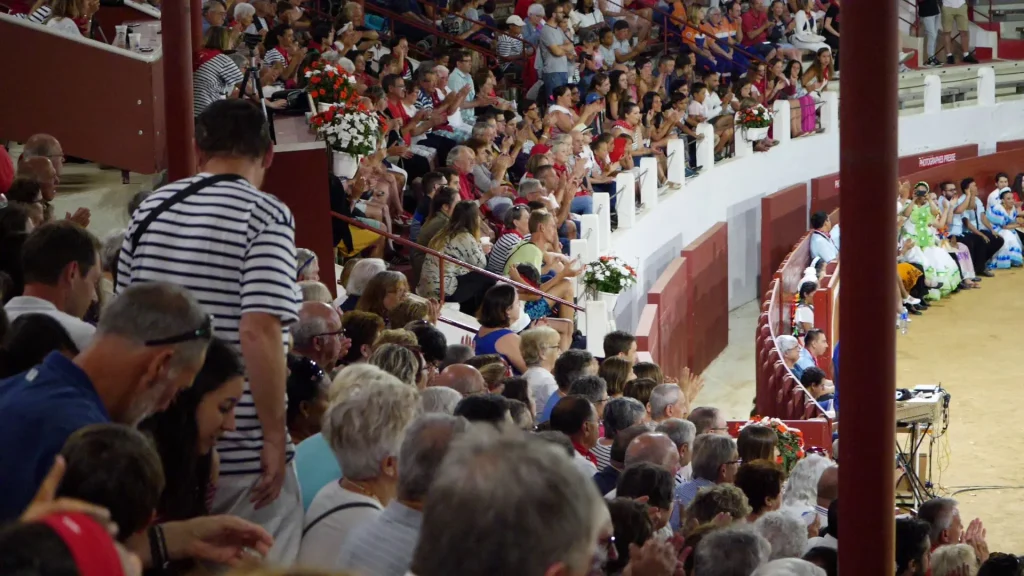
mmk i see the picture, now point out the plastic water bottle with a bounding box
[899,311,908,335]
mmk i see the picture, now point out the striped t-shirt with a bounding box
[16,5,51,23]
[116,173,301,476]
[486,232,529,275]
[263,47,287,68]
[193,54,244,116]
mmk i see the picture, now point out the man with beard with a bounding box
[896,517,933,576]
[0,281,212,519]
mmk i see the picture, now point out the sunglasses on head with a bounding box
[144,314,214,347]
[288,355,327,383]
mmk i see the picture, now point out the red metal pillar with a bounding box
[191,0,204,52]
[837,0,898,573]
[163,0,197,180]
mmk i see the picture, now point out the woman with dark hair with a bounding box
[632,361,664,383]
[262,24,306,86]
[473,283,527,374]
[286,355,330,443]
[419,201,495,312]
[605,498,654,575]
[356,270,410,327]
[623,377,657,407]
[606,69,630,121]
[734,459,785,522]
[0,314,79,379]
[793,279,817,336]
[138,337,244,522]
[500,376,534,414]
[802,47,834,97]
[599,356,634,398]
[737,423,778,464]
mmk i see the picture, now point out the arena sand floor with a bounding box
[896,267,1024,553]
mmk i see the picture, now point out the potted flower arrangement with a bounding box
[736,104,774,142]
[741,416,806,473]
[582,256,637,308]
[304,59,358,110]
[310,101,382,178]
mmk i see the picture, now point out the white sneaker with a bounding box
[904,296,921,305]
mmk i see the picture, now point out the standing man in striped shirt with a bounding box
[117,99,302,562]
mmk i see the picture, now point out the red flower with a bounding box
[319,89,326,96]
[327,71,335,78]
[311,76,321,84]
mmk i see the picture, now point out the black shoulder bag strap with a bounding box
[302,502,379,537]
[117,174,244,287]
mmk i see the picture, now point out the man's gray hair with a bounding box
[291,315,328,349]
[655,418,696,450]
[519,178,542,198]
[568,375,606,404]
[299,281,332,304]
[694,526,771,576]
[101,230,127,274]
[446,145,472,167]
[397,414,469,501]
[691,433,736,481]
[602,397,646,438]
[471,123,490,139]
[753,511,808,560]
[21,134,61,159]
[323,373,423,479]
[782,455,835,508]
[917,497,959,544]
[102,282,210,365]
[706,6,722,16]
[649,383,683,420]
[411,431,604,576]
[233,1,255,18]
[421,386,463,414]
[751,558,826,576]
[345,258,387,296]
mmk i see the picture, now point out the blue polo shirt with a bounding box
[0,352,109,520]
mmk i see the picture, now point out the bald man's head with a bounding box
[817,465,838,503]
[20,134,63,176]
[18,157,58,202]
[624,432,680,473]
[434,364,486,396]
[291,301,344,370]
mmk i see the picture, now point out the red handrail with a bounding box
[331,211,584,311]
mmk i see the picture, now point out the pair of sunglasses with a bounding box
[144,314,214,347]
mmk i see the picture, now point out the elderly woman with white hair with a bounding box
[930,544,979,576]
[751,558,827,576]
[99,229,126,312]
[293,364,415,513]
[519,326,562,411]
[298,368,423,568]
[777,335,803,375]
[339,258,388,312]
[754,511,811,561]
[782,454,835,510]
[296,247,319,282]
[421,386,463,414]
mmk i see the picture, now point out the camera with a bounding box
[242,32,262,50]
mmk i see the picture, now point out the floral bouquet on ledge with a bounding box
[310,100,382,178]
[304,59,359,106]
[741,416,806,473]
[582,256,637,298]
[736,104,774,129]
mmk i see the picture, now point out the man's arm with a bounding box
[239,215,300,508]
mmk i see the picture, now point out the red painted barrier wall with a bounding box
[646,257,690,382]
[634,303,660,366]
[997,140,1024,153]
[682,223,729,373]
[760,184,808,297]
[262,122,337,295]
[903,148,1024,204]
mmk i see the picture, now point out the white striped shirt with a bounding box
[116,173,301,476]
[193,54,244,116]
[497,33,524,58]
[485,232,529,275]
[16,5,52,23]
[263,47,287,68]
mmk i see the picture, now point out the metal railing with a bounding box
[331,211,583,311]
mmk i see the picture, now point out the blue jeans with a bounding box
[542,72,569,101]
[570,194,594,215]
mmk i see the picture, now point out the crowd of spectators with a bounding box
[0,0,1011,573]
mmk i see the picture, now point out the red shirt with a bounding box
[0,147,13,196]
[573,441,599,467]
[514,0,536,18]
[741,9,768,45]
[458,171,476,202]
